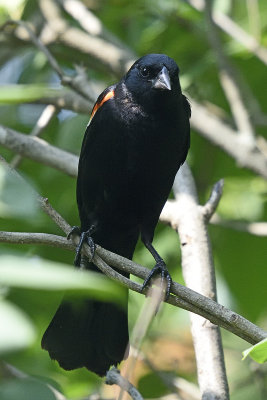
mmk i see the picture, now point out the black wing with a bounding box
[76,84,119,230]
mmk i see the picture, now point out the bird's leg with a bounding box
[142,241,172,299]
[67,225,96,266]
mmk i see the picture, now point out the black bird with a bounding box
[42,54,190,376]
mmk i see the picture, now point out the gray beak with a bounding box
[152,66,171,91]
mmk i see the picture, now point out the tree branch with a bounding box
[202,179,224,221]
[210,214,267,237]
[0,229,266,346]
[0,124,78,177]
[0,19,99,103]
[106,368,143,400]
[168,163,229,400]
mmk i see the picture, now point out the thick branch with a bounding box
[171,163,229,400]
[0,124,78,177]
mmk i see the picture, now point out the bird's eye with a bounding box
[140,66,150,77]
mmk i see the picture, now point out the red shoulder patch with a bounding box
[90,90,115,122]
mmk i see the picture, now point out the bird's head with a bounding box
[123,54,181,111]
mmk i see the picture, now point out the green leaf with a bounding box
[0,299,36,354]
[217,177,267,221]
[0,378,58,400]
[0,256,126,305]
[0,85,62,104]
[242,338,267,363]
[138,372,170,398]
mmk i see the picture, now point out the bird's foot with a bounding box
[67,225,96,266]
[142,260,172,300]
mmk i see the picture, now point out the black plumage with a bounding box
[42,54,190,376]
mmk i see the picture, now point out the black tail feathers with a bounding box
[42,296,129,376]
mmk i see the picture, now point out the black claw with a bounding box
[68,225,96,267]
[86,235,96,259]
[142,261,172,300]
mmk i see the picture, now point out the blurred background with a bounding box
[0,0,267,399]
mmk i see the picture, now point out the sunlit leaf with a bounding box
[0,378,58,400]
[216,177,267,221]
[0,299,36,354]
[0,85,62,104]
[242,338,267,364]
[0,256,126,305]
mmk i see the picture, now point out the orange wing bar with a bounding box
[90,90,115,122]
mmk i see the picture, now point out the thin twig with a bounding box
[143,354,200,400]
[0,231,74,250]
[106,368,143,400]
[0,20,63,78]
[0,19,97,103]
[121,280,166,399]
[202,179,224,221]
[210,214,267,237]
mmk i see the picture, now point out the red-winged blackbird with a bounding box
[42,54,190,376]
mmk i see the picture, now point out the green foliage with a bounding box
[0,299,36,354]
[0,85,61,104]
[0,378,57,400]
[137,372,171,398]
[0,255,126,303]
[243,338,267,364]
